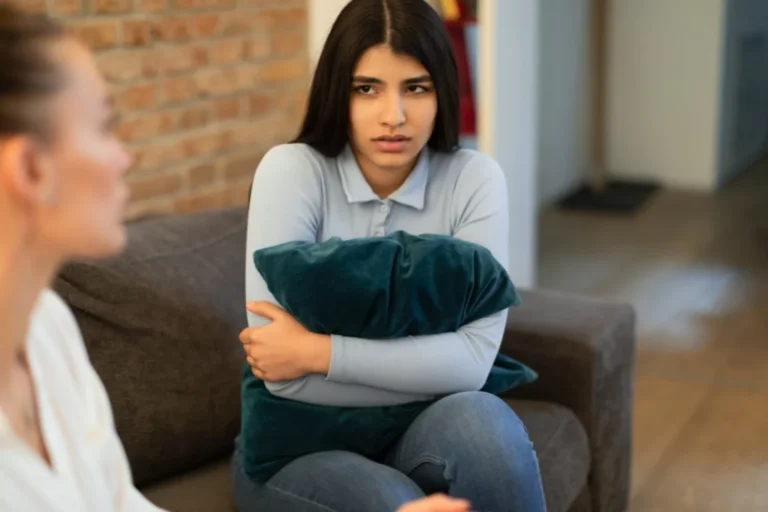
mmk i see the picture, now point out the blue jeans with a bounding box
[232,391,547,512]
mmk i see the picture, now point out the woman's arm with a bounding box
[323,154,511,394]
[245,144,437,406]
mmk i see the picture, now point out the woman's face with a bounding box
[348,44,438,177]
[26,38,132,260]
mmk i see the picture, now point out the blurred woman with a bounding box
[0,4,163,510]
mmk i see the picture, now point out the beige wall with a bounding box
[604,0,725,191]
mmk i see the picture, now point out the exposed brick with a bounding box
[175,0,237,9]
[48,1,308,214]
[142,46,209,77]
[243,0,303,5]
[259,8,306,30]
[126,198,174,221]
[94,0,133,14]
[12,0,46,13]
[276,87,306,110]
[51,0,84,16]
[214,97,242,120]
[271,31,305,56]
[177,105,211,129]
[219,9,264,36]
[182,131,227,159]
[116,83,159,110]
[226,122,265,149]
[133,143,184,171]
[173,189,225,214]
[223,152,263,182]
[140,0,168,12]
[173,182,248,214]
[153,13,220,42]
[249,92,273,116]
[211,38,246,65]
[259,58,307,84]
[193,13,221,37]
[97,50,143,83]
[123,20,155,47]
[189,163,217,189]
[294,89,308,117]
[243,35,270,60]
[69,21,119,50]
[195,66,258,97]
[164,77,198,105]
[128,171,184,201]
[118,112,176,142]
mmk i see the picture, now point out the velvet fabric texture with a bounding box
[240,231,537,482]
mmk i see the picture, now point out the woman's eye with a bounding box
[355,85,375,95]
[407,85,429,94]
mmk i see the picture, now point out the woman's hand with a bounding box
[397,494,472,512]
[240,301,332,382]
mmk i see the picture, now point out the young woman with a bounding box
[238,1,548,511]
[0,5,165,511]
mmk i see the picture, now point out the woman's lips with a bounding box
[373,137,410,153]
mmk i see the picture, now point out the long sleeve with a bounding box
[245,144,437,406]
[325,154,511,394]
[0,290,166,512]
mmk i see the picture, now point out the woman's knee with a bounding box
[233,450,425,512]
[433,392,532,446]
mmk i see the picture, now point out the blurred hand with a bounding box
[240,301,331,382]
[397,494,472,512]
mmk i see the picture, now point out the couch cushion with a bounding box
[140,400,590,512]
[142,457,234,512]
[507,399,591,512]
[53,207,250,486]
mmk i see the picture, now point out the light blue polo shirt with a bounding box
[245,142,510,407]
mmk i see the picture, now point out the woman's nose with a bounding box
[380,93,406,128]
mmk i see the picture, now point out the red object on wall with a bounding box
[445,18,476,136]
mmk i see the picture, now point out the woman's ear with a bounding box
[0,135,56,208]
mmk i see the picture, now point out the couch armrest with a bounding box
[500,289,636,512]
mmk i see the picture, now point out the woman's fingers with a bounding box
[397,494,471,512]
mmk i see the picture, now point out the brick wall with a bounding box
[18,0,309,219]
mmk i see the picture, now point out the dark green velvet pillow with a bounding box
[240,231,537,483]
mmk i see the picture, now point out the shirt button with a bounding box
[379,203,390,214]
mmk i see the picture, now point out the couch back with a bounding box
[53,207,249,486]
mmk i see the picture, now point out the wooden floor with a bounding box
[537,158,768,512]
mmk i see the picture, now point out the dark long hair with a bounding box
[0,3,66,140]
[293,0,460,157]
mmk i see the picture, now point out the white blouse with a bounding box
[0,289,165,511]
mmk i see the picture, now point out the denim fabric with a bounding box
[232,392,547,512]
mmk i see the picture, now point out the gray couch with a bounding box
[53,207,636,512]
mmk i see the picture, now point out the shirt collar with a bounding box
[337,144,429,210]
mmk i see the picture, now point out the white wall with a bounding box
[716,0,768,184]
[604,0,726,191]
[478,0,538,287]
[307,0,349,70]
[536,0,593,205]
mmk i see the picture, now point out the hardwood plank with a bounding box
[630,387,768,512]
[630,374,712,498]
[538,157,768,512]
